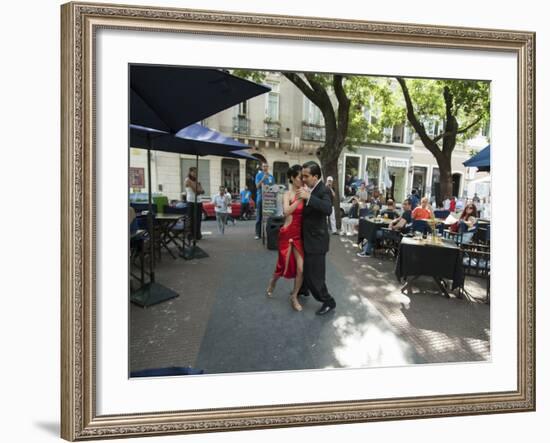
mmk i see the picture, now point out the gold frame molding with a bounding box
[61,1,536,440]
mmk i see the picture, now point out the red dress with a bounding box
[274,196,305,279]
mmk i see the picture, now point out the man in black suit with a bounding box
[296,161,337,315]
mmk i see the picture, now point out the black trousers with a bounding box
[240,202,250,219]
[188,202,202,239]
[301,252,335,306]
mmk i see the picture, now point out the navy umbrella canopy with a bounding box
[129,66,270,305]
[130,124,251,156]
[463,145,490,172]
[131,65,271,133]
[130,123,258,268]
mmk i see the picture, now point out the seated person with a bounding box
[389,199,412,232]
[411,197,432,220]
[450,203,477,233]
[380,199,399,220]
[355,182,369,206]
[340,197,360,236]
[357,198,412,258]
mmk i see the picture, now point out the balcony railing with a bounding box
[301,122,325,142]
[233,115,250,135]
[264,120,281,138]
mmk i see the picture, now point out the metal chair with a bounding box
[380,228,403,260]
[434,209,450,219]
[460,243,490,303]
[444,221,478,245]
[411,219,431,235]
[359,207,372,218]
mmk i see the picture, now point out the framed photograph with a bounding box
[61,1,535,440]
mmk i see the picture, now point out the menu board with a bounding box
[262,184,284,217]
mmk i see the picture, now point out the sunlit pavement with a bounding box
[130,220,489,375]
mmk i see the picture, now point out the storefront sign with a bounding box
[129,167,145,188]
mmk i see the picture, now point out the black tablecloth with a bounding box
[357,218,390,244]
[395,237,464,289]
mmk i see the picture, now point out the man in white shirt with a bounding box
[213,186,230,234]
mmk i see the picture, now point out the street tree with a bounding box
[233,70,399,228]
[396,77,490,201]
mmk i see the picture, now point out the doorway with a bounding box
[412,166,428,197]
[222,159,240,194]
[452,173,462,197]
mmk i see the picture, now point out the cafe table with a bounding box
[395,236,464,298]
[154,213,186,259]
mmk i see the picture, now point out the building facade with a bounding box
[129,72,490,203]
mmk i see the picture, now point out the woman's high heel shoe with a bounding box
[290,293,302,311]
[266,280,276,297]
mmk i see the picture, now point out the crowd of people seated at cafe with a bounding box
[356,198,413,257]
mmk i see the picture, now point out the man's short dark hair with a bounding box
[403,198,412,205]
[302,161,322,179]
[411,189,417,195]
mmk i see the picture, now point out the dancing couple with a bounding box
[265,161,337,316]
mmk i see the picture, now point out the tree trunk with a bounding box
[438,156,453,201]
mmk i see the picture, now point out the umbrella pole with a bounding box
[194,153,198,249]
[130,136,179,307]
[147,140,156,283]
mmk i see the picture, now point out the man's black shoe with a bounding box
[316,303,336,315]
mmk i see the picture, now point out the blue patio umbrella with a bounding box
[131,123,251,157]
[463,145,490,172]
[130,124,257,291]
[131,65,270,133]
[129,66,270,305]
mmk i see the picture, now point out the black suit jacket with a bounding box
[302,180,333,254]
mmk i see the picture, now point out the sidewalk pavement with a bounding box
[130,220,489,375]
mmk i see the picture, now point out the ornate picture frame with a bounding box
[61,1,535,440]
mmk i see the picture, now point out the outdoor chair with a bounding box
[434,209,450,219]
[130,229,151,291]
[473,223,490,246]
[411,219,431,235]
[444,221,478,245]
[162,205,188,214]
[136,213,162,260]
[459,243,490,303]
[379,228,403,260]
[131,202,157,215]
[359,207,372,218]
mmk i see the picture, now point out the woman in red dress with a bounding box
[266,165,305,311]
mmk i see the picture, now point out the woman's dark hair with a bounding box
[287,164,302,183]
[302,161,322,178]
[460,203,478,220]
[187,167,197,181]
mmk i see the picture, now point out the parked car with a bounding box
[201,197,256,220]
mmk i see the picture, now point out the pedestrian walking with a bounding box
[213,186,230,234]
